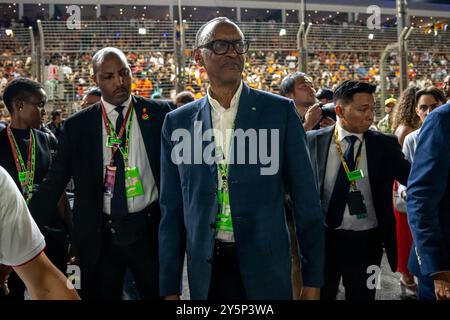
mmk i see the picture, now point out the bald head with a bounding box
[92,47,129,75]
[195,17,244,48]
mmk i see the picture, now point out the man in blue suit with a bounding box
[407,103,450,300]
[159,17,324,300]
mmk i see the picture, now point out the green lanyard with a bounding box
[7,127,36,205]
[106,108,134,166]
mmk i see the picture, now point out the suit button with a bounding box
[206,258,213,264]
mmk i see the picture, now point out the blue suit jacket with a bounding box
[159,84,324,299]
[407,103,450,276]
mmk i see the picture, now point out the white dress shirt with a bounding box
[101,96,159,214]
[207,81,243,242]
[322,123,378,231]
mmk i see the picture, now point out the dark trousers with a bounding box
[83,204,160,300]
[321,228,383,301]
[208,240,247,300]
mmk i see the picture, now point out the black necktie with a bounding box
[111,106,128,220]
[326,135,359,229]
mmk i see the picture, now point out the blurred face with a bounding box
[336,92,375,134]
[444,76,450,99]
[16,88,47,129]
[416,94,442,123]
[93,53,131,106]
[194,22,245,87]
[384,103,395,114]
[285,78,316,108]
[81,94,101,109]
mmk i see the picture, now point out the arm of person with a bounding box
[407,111,450,284]
[29,120,75,227]
[159,113,186,299]
[284,101,325,295]
[13,252,80,300]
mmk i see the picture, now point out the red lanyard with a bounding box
[100,99,133,162]
[6,126,35,202]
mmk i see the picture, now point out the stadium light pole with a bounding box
[397,0,409,93]
[177,0,186,92]
[298,0,308,72]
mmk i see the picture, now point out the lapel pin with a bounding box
[142,113,149,120]
[251,107,257,111]
[142,107,147,113]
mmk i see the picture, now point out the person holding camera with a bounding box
[280,72,335,131]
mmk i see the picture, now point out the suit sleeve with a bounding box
[29,119,74,228]
[284,101,325,287]
[159,113,186,296]
[407,111,450,275]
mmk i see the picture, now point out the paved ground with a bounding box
[180,251,410,300]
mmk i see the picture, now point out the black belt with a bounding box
[214,240,237,258]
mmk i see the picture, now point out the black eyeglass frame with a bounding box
[197,39,251,55]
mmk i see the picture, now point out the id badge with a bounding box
[125,167,145,198]
[106,135,122,148]
[347,169,364,182]
[347,190,368,219]
[18,172,27,182]
[104,165,117,197]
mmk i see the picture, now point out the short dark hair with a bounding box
[84,86,102,99]
[2,77,44,114]
[51,109,61,121]
[415,86,446,106]
[333,80,376,105]
[175,91,195,106]
[279,72,313,97]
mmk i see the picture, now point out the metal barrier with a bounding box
[0,26,37,84]
[37,20,175,113]
[1,21,449,120]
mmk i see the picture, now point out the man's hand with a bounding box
[433,271,450,300]
[164,294,180,300]
[0,264,12,296]
[303,104,323,131]
[299,286,320,300]
[319,117,336,128]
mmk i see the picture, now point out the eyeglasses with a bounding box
[197,39,250,55]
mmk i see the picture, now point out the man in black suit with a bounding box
[306,80,410,300]
[29,47,171,300]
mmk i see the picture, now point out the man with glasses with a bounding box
[0,77,70,300]
[159,17,324,300]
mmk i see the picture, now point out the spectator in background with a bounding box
[174,90,195,108]
[377,98,397,134]
[443,75,450,103]
[392,87,421,146]
[81,87,101,109]
[280,72,335,131]
[47,109,63,140]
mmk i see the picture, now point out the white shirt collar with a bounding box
[207,81,243,114]
[101,95,132,115]
[336,122,363,142]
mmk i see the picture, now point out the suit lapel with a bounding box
[233,84,263,132]
[91,103,104,188]
[197,97,218,188]
[317,125,334,197]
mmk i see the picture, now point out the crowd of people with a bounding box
[1,17,450,303]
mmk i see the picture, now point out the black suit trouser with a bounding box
[321,227,383,301]
[83,204,160,300]
[208,240,247,300]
